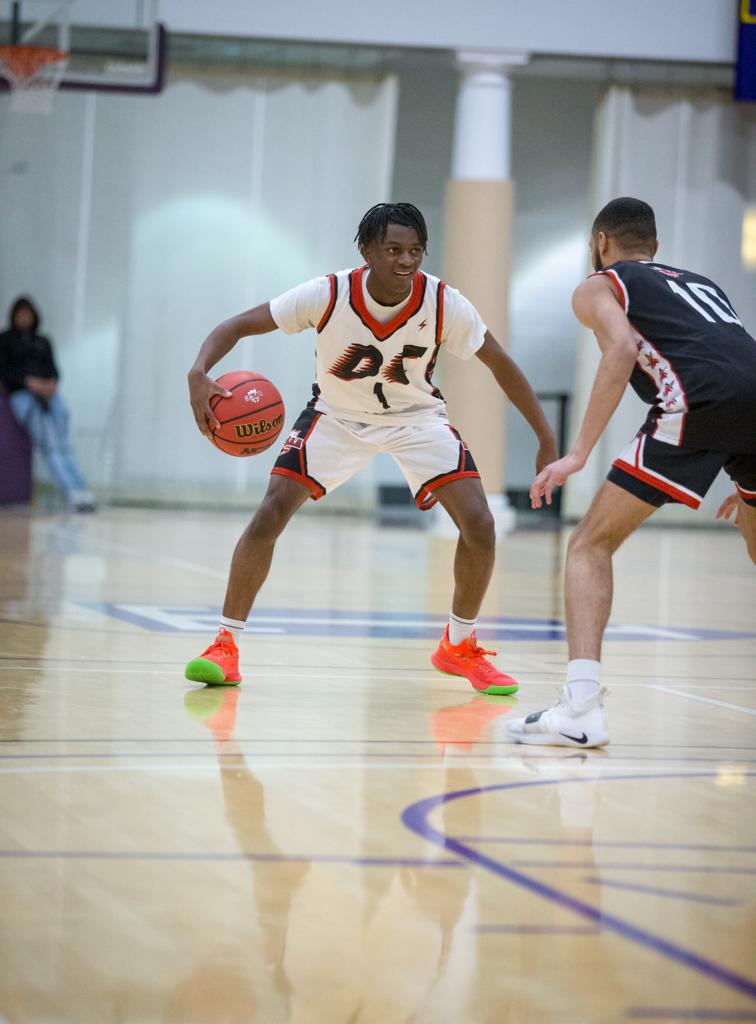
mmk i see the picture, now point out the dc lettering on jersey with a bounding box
[315,267,445,418]
[328,343,429,384]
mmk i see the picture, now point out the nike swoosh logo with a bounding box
[560,732,588,744]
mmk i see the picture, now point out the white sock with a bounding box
[219,616,245,639]
[449,612,476,646]
[566,659,601,705]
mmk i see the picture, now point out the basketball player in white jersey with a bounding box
[508,197,756,749]
[185,203,557,689]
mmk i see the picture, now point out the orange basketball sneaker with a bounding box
[431,627,519,695]
[184,628,242,685]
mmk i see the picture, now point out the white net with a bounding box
[0,46,69,114]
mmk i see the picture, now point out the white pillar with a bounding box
[434,51,528,538]
[452,51,527,181]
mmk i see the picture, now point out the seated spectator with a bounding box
[0,297,96,512]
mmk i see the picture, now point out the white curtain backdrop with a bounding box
[0,69,398,506]
[565,86,756,522]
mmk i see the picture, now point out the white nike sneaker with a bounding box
[507,686,609,748]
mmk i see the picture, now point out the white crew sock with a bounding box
[449,612,476,646]
[566,659,601,705]
[219,616,245,639]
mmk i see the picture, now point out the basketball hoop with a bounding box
[0,44,69,114]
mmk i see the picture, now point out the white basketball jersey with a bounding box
[270,267,485,425]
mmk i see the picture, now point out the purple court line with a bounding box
[454,838,756,853]
[0,850,464,868]
[1,752,755,766]
[401,772,756,1001]
[474,924,599,935]
[625,1011,756,1020]
[0,738,754,750]
[511,862,756,875]
[582,876,740,907]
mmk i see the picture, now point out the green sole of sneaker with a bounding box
[184,658,240,686]
[431,663,519,696]
[479,683,519,696]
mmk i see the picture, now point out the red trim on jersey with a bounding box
[348,266,428,341]
[612,458,701,509]
[316,274,338,334]
[435,280,446,346]
[271,467,325,500]
[414,470,480,511]
[593,269,629,312]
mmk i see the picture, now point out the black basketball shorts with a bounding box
[608,431,756,509]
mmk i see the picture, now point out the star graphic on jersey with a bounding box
[418,319,427,330]
[646,353,660,370]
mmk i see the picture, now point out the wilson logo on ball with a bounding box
[234,415,284,438]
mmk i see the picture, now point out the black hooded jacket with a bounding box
[0,298,59,394]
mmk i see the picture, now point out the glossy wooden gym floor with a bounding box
[0,505,754,1024]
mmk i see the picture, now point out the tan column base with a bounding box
[438,179,514,497]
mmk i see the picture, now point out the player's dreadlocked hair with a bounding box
[592,197,657,253]
[354,203,428,253]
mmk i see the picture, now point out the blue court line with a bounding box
[401,772,756,1001]
[454,838,756,853]
[582,876,740,907]
[511,861,756,875]
[85,602,756,641]
[0,850,464,868]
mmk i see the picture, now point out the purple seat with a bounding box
[0,385,32,504]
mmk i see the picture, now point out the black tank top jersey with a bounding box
[597,260,756,453]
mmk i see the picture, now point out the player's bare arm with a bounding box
[529,275,639,508]
[475,331,558,472]
[188,302,278,436]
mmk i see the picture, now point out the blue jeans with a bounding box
[9,389,88,497]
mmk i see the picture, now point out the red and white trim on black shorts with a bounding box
[414,426,479,510]
[610,432,703,509]
[271,408,326,499]
[736,483,756,508]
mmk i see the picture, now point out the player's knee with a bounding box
[568,519,614,557]
[460,507,495,551]
[247,498,290,543]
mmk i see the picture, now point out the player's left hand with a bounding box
[535,437,559,475]
[530,452,585,509]
[714,492,741,525]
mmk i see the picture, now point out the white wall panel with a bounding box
[0,70,398,504]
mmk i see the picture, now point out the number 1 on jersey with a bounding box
[373,383,390,409]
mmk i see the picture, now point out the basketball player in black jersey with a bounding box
[508,197,756,748]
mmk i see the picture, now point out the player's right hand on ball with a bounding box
[188,371,232,436]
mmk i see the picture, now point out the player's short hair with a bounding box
[355,203,428,252]
[592,197,657,252]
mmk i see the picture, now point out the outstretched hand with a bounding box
[188,372,232,437]
[714,492,741,526]
[530,452,585,509]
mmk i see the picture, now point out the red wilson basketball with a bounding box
[209,371,285,457]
